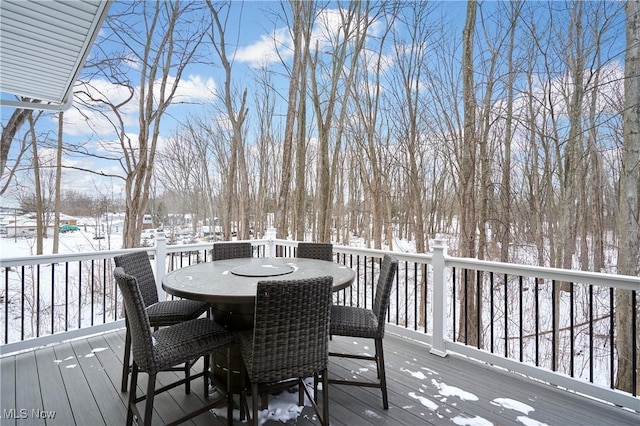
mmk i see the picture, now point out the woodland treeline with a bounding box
[150,0,630,275]
[1,1,638,393]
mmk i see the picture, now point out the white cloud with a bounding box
[160,74,217,103]
[236,27,293,68]
[235,7,379,70]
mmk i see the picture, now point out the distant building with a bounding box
[1,219,37,238]
[0,212,81,238]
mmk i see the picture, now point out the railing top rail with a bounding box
[445,255,640,291]
[0,247,147,267]
[272,239,433,264]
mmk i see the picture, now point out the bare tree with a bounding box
[273,0,311,239]
[28,115,44,255]
[1,106,37,196]
[52,112,63,254]
[102,1,209,248]
[458,0,480,346]
[307,1,371,242]
[347,3,396,250]
[206,0,251,240]
[615,0,640,395]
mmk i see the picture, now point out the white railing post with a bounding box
[155,231,167,300]
[430,238,448,357]
[265,227,277,258]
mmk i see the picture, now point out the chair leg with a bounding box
[239,363,247,422]
[322,368,330,426]
[184,361,191,394]
[252,382,259,426]
[126,362,138,426]
[261,392,268,411]
[298,378,304,407]
[226,348,233,426]
[144,373,156,426]
[376,338,389,410]
[121,325,132,392]
[204,353,210,398]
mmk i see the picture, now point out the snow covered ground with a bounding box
[1,228,124,258]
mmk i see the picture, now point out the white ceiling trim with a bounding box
[0,0,111,111]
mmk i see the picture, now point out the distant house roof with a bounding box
[0,0,111,110]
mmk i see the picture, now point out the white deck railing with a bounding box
[1,232,638,411]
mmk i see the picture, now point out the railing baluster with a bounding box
[78,260,82,329]
[423,263,428,333]
[535,277,539,367]
[414,262,418,331]
[36,264,40,338]
[477,270,481,350]
[91,259,95,327]
[632,290,637,397]
[452,267,456,341]
[404,260,408,327]
[570,281,574,378]
[552,279,557,372]
[589,283,593,383]
[504,273,508,358]
[103,258,107,324]
[519,275,523,362]
[21,265,25,341]
[65,262,69,331]
[609,287,615,389]
[51,263,55,335]
[490,272,494,353]
[464,268,468,345]
[4,267,8,344]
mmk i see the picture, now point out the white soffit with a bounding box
[0,0,111,110]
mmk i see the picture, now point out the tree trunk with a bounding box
[274,0,307,239]
[615,0,640,395]
[457,0,479,346]
[28,115,43,255]
[53,112,63,254]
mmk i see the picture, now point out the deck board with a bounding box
[1,355,16,426]
[14,351,45,426]
[70,337,127,425]
[51,342,104,425]
[33,346,75,425]
[1,328,638,426]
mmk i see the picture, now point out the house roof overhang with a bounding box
[0,0,111,111]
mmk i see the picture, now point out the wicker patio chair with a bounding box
[114,251,210,393]
[296,242,334,262]
[236,276,334,426]
[114,267,234,426]
[212,241,253,260]
[328,254,398,409]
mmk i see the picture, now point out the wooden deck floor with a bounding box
[1,328,638,425]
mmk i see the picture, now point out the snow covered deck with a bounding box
[1,327,637,426]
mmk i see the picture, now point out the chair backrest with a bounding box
[296,242,333,262]
[247,276,333,383]
[212,242,252,260]
[114,267,155,371]
[114,251,158,307]
[372,255,398,335]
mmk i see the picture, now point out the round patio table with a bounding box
[162,256,355,330]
